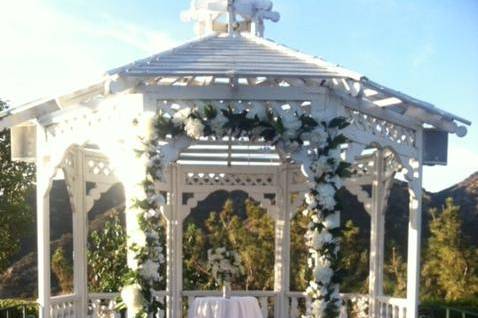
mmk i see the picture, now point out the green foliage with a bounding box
[183,198,275,290]
[0,299,38,317]
[0,100,35,273]
[421,198,478,301]
[88,214,128,292]
[290,208,309,291]
[384,246,407,297]
[340,220,369,293]
[51,247,73,293]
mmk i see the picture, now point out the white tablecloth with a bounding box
[188,296,263,318]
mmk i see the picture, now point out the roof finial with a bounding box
[181,0,280,37]
[227,0,237,35]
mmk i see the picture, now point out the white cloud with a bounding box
[423,145,478,192]
[0,0,177,106]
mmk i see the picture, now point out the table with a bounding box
[188,296,263,318]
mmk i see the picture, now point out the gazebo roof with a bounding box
[0,7,471,136]
[107,33,360,79]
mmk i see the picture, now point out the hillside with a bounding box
[0,172,477,298]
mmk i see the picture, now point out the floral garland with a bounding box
[120,102,350,318]
[207,247,245,287]
[348,296,369,318]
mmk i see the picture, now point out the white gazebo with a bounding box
[0,1,470,318]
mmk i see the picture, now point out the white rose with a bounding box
[324,211,340,230]
[281,112,302,138]
[306,127,328,147]
[184,118,204,139]
[317,183,337,210]
[140,259,160,282]
[172,108,191,125]
[304,192,317,209]
[314,264,334,284]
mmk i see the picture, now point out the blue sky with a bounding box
[0,0,477,191]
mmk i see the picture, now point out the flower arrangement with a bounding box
[207,247,245,287]
[120,102,350,318]
[348,296,369,318]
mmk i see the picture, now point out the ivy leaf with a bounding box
[328,117,349,129]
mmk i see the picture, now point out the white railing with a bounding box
[88,291,168,318]
[88,292,121,318]
[287,292,370,318]
[182,290,277,317]
[49,294,77,318]
[377,296,407,318]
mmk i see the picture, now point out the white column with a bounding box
[274,165,291,318]
[166,164,181,318]
[369,149,385,318]
[36,125,51,318]
[70,147,88,316]
[406,130,423,318]
[174,165,184,317]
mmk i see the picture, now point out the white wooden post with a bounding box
[36,125,51,318]
[406,129,423,318]
[274,165,291,318]
[69,147,88,316]
[174,165,184,317]
[369,149,385,318]
[165,164,181,318]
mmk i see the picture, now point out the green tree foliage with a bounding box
[183,197,275,290]
[51,247,73,293]
[290,209,309,291]
[340,220,369,293]
[0,99,35,273]
[88,214,128,292]
[421,198,478,301]
[384,246,406,297]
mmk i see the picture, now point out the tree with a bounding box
[51,247,73,293]
[290,208,310,291]
[421,198,478,301]
[384,246,406,297]
[183,197,275,290]
[0,99,35,273]
[234,200,274,290]
[88,214,128,292]
[340,220,369,293]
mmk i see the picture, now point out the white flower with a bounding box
[311,156,332,178]
[310,229,333,249]
[281,112,302,138]
[314,263,334,285]
[121,284,144,314]
[317,183,336,210]
[305,192,318,209]
[324,211,340,230]
[311,299,327,317]
[306,127,328,147]
[172,108,191,125]
[140,259,160,282]
[145,208,161,219]
[184,118,204,139]
[130,229,147,248]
